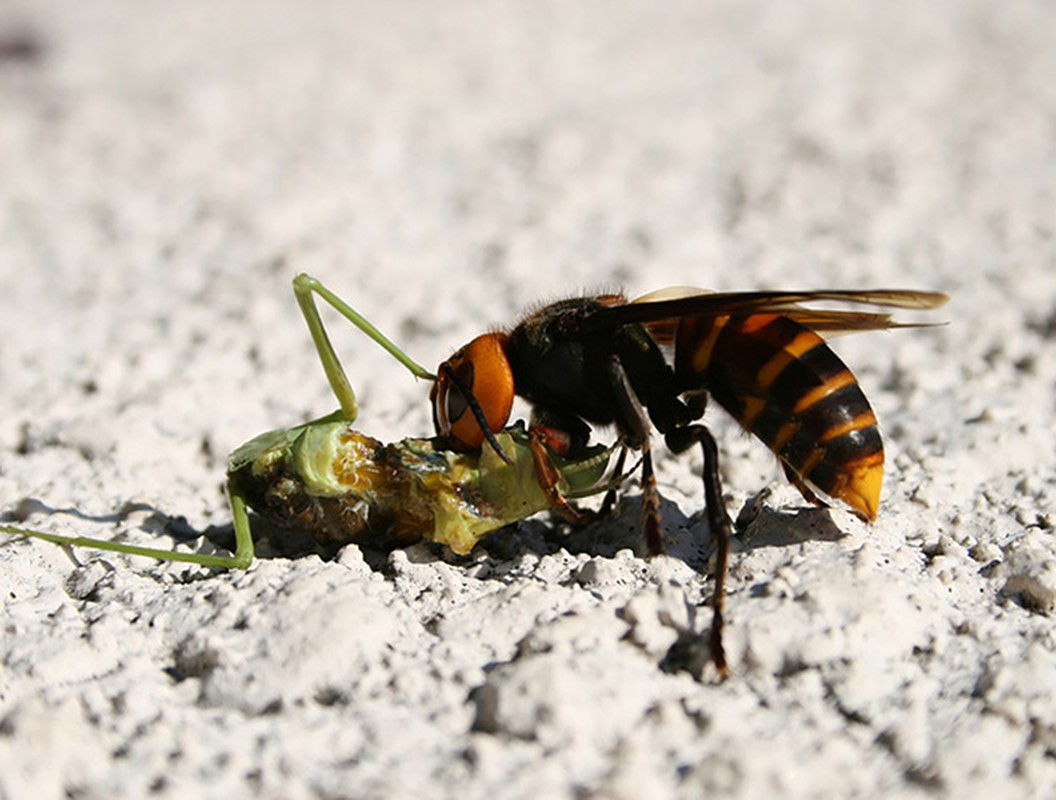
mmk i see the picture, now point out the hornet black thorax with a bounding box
[503,297,695,452]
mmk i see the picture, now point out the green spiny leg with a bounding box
[2,276,433,568]
[0,480,254,569]
[292,273,436,422]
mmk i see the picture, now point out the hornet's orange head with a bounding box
[431,332,515,451]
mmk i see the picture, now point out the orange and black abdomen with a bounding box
[674,313,884,519]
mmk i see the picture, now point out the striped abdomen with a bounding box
[674,313,883,519]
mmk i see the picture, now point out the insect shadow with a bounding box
[3,499,205,558]
[471,492,694,557]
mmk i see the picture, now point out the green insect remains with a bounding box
[2,275,622,568]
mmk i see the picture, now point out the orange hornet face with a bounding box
[431,333,515,450]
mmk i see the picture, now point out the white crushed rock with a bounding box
[2,1,1055,797]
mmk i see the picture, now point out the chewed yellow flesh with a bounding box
[331,430,388,492]
[268,422,615,554]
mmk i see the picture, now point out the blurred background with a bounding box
[3,0,1052,530]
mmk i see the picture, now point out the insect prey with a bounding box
[2,276,624,569]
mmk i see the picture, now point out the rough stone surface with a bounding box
[2,1,1055,798]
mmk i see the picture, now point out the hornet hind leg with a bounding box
[666,424,733,679]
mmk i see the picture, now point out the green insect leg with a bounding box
[292,273,436,422]
[0,480,255,569]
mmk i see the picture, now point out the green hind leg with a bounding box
[1,482,255,569]
[291,273,436,422]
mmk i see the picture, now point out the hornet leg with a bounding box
[666,424,732,678]
[527,425,600,526]
[606,355,663,556]
[597,446,628,517]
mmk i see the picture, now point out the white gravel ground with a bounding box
[2,1,1055,798]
